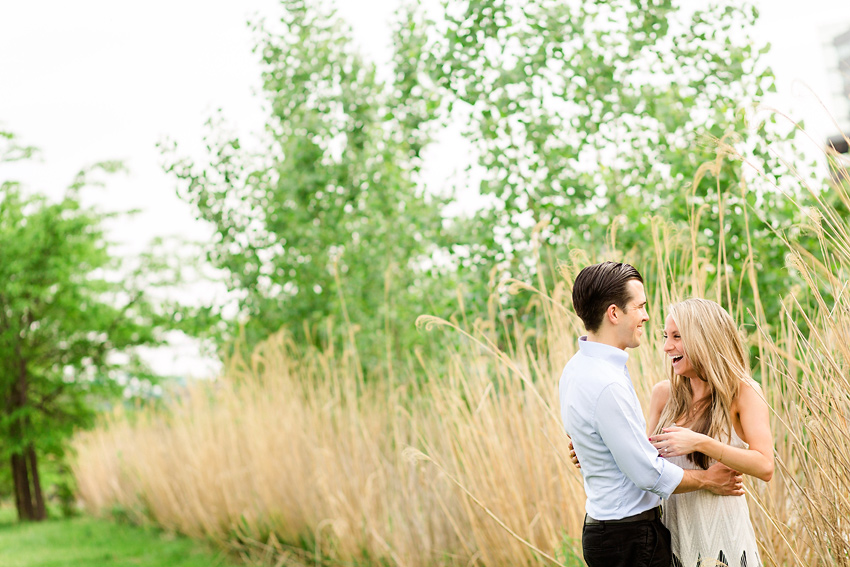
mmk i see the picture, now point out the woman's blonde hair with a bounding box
[652,298,751,469]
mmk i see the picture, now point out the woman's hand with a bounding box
[568,438,581,469]
[649,424,710,458]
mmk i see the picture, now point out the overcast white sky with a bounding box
[1,0,848,377]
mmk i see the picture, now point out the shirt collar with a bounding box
[577,335,629,367]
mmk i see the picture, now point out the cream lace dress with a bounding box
[662,428,761,567]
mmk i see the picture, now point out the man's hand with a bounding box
[703,462,744,496]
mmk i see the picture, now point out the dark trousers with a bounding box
[582,516,672,567]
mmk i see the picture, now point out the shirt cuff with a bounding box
[651,459,684,499]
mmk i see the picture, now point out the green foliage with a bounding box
[0,130,174,520]
[54,478,77,518]
[420,0,818,322]
[0,185,157,444]
[166,0,823,368]
[162,0,456,367]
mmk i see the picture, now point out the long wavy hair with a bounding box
[652,298,751,469]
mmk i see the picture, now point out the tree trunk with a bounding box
[10,452,34,521]
[27,444,46,520]
[7,352,45,521]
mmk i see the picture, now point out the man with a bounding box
[559,262,743,567]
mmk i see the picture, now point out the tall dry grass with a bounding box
[742,143,850,566]
[74,275,597,567]
[72,247,681,567]
[72,143,850,566]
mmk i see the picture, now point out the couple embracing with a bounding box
[560,262,773,567]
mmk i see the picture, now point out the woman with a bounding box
[648,298,774,567]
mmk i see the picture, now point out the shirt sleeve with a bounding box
[594,382,684,499]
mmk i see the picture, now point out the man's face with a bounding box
[615,279,649,350]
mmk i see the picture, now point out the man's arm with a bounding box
[596,383,744,497]
[674,463,744,495]
[595,384,683,498]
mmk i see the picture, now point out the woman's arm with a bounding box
[651,380,774,482]
[647,380,671,436]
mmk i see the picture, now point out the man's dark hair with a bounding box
[572,262,643,333]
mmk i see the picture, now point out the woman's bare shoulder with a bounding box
[650,379,671,403]
[647,379,672,433]
[735,377,767,409]
[739,377,764,396]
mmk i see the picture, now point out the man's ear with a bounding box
[605,303,619,326]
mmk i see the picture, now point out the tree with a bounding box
[419,0,814,318]
[166,0,820,368]
[0,131,167,521]
[162,0,454,365]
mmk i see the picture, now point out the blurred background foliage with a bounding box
[160,0,828,373]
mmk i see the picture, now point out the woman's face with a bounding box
[663,315,697,379]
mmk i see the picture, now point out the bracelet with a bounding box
[718,445,724,463]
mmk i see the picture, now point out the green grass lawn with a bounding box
[0,507,244,567]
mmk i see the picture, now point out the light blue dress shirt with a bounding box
[559,337,684,520]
